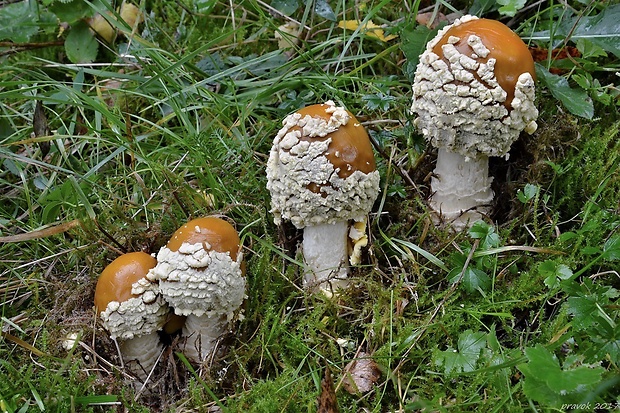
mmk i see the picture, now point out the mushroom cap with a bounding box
[266,100,381,228]
[94,252,157,313]
[411,15,538,158]
[431,18,535,109]
[147,217,246,318]
[166,217,242,261]
[94,252,168,340]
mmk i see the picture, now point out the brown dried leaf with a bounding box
[415,12,447,29]
[341,352,381,394]
[318,368,339,413]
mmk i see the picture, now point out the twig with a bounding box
[0,41,64,57]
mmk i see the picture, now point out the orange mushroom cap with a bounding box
[431,18,535,109]
[94,252,157,314]
[292,104,376,179]
[166,217,241,262]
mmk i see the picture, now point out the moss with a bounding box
[226,367,317,412]
[552,118,620,217]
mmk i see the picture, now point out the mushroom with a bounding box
[94,251,168,381]
[147,217,245,364]
[266,100,380,294]
[410,15,538,229]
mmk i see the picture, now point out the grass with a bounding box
[1,0,619,412]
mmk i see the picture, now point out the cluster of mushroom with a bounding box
[94,217,245,381]
[93,14,538,383]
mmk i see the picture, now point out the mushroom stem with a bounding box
[180,314,227,364]
[119,332,164,382]
[430,148,494,229]
[302,220,349,293]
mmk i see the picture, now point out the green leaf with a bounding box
[449,265,490,293]
[314,0,336,21]
[400,24,441,81]
[49,0,94,23]
[362,92,396,111]
[468,221,500,249]
[469,0,497,16]
[602,235,620,260]
[270,0,300,16]
[496,0,526,17]
[566,5,620,59]
[566,296,598,331]
[516,183,539,203]
[65,21,99,64]
[518,345,604,405]
[0,1,39,42]
[195,0,218,14]
[535,64,594,119]
[587,324,620,364]
[575,38,608,59]
[539,260,573,288]
[434,330,487,374]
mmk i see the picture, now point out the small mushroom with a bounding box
[94,252,168,381]
[410,15,538,229]
[266,100,380,294]
[147,217,245,364]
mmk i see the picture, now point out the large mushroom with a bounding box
[94,251,168,381]
[147,217,245,364]
[410,15,538,229]
[266,100,380,294]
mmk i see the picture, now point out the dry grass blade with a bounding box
[0,331,47,357]
[0,220,82,243]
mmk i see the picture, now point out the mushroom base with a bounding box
[120,332,164,382]
[302,221,349,294]
[430,148,494,230]
[180,313,227,364]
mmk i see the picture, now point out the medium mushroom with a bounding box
[94,251,168,381]
[266,100,380,294]
[410,15,538,229]
[147,217,245,364]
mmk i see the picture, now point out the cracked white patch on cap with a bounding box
[410,15,538,159]
[147,244,246,319]
[266,101,380,228]
[99,289,168,341]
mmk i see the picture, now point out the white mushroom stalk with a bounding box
[94,252,168,382]
[411,15,538,229]
[147,217,245,364]
[266,101,380,294]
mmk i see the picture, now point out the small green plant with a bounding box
[518,345,605,407]
[447,221,501,294]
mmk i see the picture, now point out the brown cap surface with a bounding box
[431,18,535,108]
[166,217,241,261]
[94,252,157,314]
[293,104,376,179]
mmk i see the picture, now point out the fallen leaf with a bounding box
[337,19,397,42]
[275,22,301,49]
[120,2,143,31]
[415,12,447,29]
[88,12,116,43]
[318,368,339,413]
[341,352,381,394]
